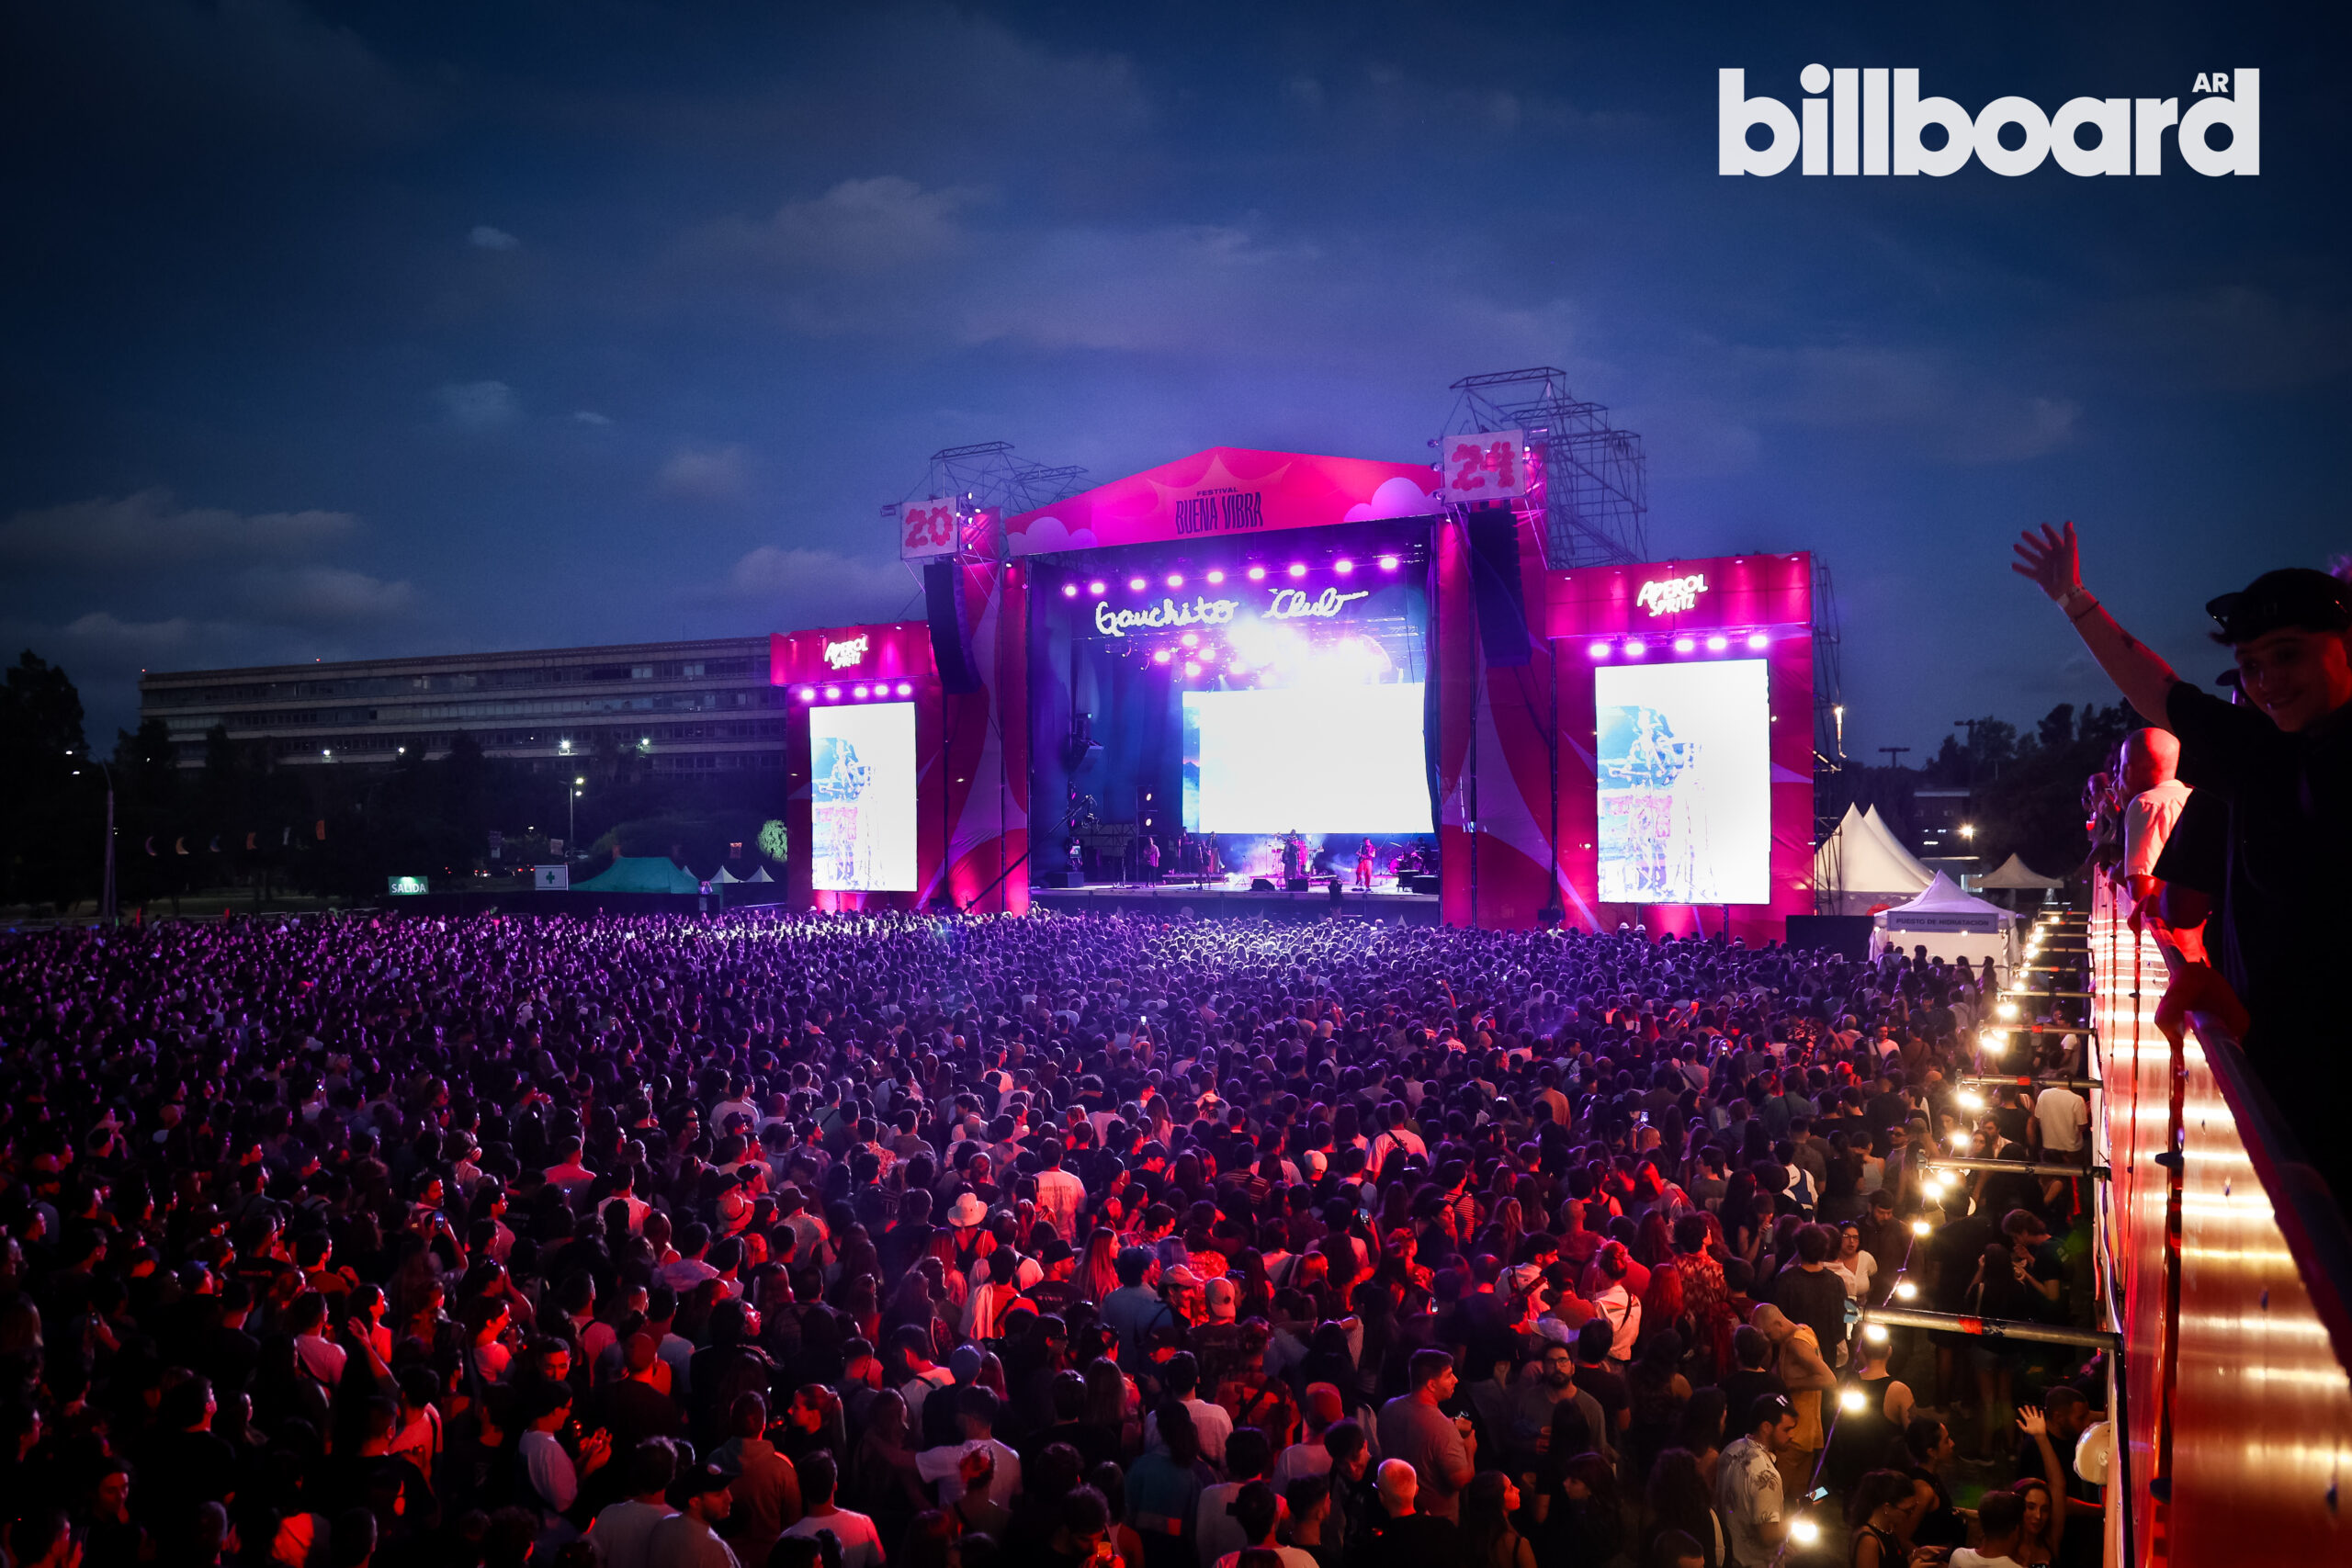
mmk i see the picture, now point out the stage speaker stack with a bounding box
[923,559,982,694]
[1284,877,1310,892]
[1465,510,1532,667]
[1250,877,1276,892]
[1404,874,1442,894]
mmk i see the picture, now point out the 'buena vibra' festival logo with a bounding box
[1720,66,2256,177]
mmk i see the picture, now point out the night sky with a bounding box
[2,2,2341,753]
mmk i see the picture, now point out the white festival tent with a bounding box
[1974,852,2065,890]
[1813,804,1937,915]
[1873,871,2021,976]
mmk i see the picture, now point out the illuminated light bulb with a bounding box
[1894,1280,1918,1300]
[1998,1001,2019,1020]
[823,687,840,700]
[1167,573,1184,589]
[797,687,814,701]
[1863,1323,1890,1344]
[1153,649,1171,664]
[1705,635,1728,651]
[1673,637,1697,653]
[1061,582,1079,597]
[1206,569,1226,584]
[1378,555,1399,570]
[1183,661,1201,677]
[1287,563,1307,578]
[1911,1219,1932,1236]
[1588,641,1610,659]
[1950,1133,1973,1153]
[1624,639,1648,658]
[1181,632,1199,649]
[852,685,868,699]
[1747,633,1770,650]
[1128,577,1148,592]
[896,682,912,696]
[1248,566,1267,581]
[1790,1517,1821,1547]
[1840,1388,1866,1412]
[1958,1091,1984,1111]
[1334,558,1354,574]
[1089,580,1107,595]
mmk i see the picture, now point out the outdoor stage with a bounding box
[1032,880,1442,923]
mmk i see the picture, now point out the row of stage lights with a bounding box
[1588,632,1774,658]
[1059,555,1404,597]
[792,682,916,703]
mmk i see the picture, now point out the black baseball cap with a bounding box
[2206,568,2351,646]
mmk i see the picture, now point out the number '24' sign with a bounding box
[1440,429,1529,503]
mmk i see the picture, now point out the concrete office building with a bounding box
[138,636,786,778]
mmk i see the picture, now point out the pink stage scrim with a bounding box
[1004,446,1442,554]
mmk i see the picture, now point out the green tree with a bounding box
[0,650,93,908]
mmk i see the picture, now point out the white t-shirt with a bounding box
[785,1508,886,1568]
[1950,1551,2025,1568]
[1830,1250,1877,1303]
[2034,1087,2090,1154]
[2124,780,2191,880]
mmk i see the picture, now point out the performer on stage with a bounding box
[1142,835,1161,882]
[1281,831,1306,882]
[1355,837,1376,890]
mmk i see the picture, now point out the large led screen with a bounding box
[1183,684,1433,834]
[1595,659,1771,905]
[810,702,917,891]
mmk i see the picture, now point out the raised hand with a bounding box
[2017,1404,2047,1438]
[2011,523,2082,602]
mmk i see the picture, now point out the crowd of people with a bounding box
[0,902,2109,1568]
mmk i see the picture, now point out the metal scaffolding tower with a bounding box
[1442,367,1648,569]
[884,442,1087,540]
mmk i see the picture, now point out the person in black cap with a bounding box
[647,1453,741,1568]
[2016,525,2352,1201]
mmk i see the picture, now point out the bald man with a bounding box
[1351,1460,1461,1568]
[2120,728,2201,971]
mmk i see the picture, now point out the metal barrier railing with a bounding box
[2085,886,2352,1564]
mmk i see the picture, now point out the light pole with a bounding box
[66,750,117,925]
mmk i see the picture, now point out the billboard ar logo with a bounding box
[1719,66,2257,176]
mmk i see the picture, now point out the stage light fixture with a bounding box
[797,687,814,701]
[1061,582,1079,598]
[1181,632,1199,649]
[1334,558,1354,574]
[896,682,912,696]
[823,686,841,700]
[1286,563,1307,578]
[1377,555,1399,571]
[1747,632,1770,650]
[1673,637,1696,653]
[1089,580,1107,595]
[1128,576,1147,592]
[1247,566,1267,581]
[852,684,869,698]
[1183,660,1201,677]
[1588,641,1610,659]
[1706,635,1728,652]
[1206,569,1226,584]
[1153,649,1171,664]
[1623,639,1647,657]
[1167,572,1184,588]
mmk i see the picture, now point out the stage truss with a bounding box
[1442,367,1648,570]
[883,441,1087,543]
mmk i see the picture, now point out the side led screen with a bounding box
[1595,659,1770,905]
[810,701,917,891]
[1182,684,1432,834]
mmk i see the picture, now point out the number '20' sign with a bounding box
[899,502,997,560]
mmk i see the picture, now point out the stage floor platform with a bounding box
[1032,882,1442,923]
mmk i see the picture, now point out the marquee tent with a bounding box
[1975,853,2065,890]
[571,855,704,894]
[1813,804,1937,915]
[1875,871,2020,975]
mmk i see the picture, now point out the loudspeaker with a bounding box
[1063,869,1086,888]
[924,560,982,694]
[1249,877,1276,892]
[1465,509,1532,667]
[1405,874,1441,894]
[1285,877,1310,892]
